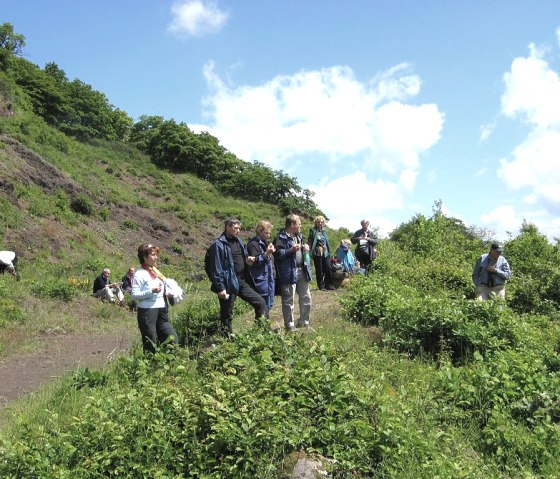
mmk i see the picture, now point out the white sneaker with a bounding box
[286,322,297,332]
[298,320,310,328]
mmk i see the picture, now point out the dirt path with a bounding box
[0,330,134,408]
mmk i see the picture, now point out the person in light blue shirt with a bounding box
[472,242,512,300]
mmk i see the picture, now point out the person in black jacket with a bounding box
[350,220,378,273]
[93,268,124,304]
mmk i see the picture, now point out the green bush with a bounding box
[438,348,560,472]
[70,193,94,215]
[387,295,520,361]
[31,278,79,302]
[0,297,26,326]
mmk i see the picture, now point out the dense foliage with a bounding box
[340,209,560,476]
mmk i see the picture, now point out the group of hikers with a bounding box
[205,214,379,337]
[1,214,511,354]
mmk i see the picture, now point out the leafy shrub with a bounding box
[0,297,26,326]
[31,278,79,302]
[381,294,519,362]
[98,205,110,221]
[174,295,223,346]
[438,348,560,473]
[70,193,94,215]
[122,218,139,230]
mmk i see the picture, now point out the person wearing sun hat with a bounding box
[472,242,512,300]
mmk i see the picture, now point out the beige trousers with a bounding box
[475,284,505,301]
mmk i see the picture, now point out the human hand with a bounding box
[246,256,256,265]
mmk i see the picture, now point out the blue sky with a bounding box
[3,1,560,240]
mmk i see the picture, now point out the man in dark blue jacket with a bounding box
[207,218,267,336]
[274,214,313,331]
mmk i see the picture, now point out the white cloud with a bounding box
[481,203,560,241]
[168,0,228,38]
[480,205,519,239]
[196,62,444,177]
[498,39,560,218]
[501,45,560,128]
[310,171,403,235]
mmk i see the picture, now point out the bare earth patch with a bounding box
[0,328,134,407]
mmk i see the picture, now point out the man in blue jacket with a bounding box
[207,218,267,336]
[274,214,313,331]
[472,242,512,300]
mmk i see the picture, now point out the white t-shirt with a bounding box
[131,267,166,309]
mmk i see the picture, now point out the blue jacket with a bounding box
[273,230,313,285]
[472,253,512,287]
[207,233,249,294]
[247,236,275,310]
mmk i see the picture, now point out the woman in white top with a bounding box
[131,243,178,353]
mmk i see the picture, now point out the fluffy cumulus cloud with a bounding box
[168,0,228,37]
[498,42,560,217]
[310,172,404,233]
[194,62,444,231]
[480,205,520,238]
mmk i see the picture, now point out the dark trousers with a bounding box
[219,278,266,334]
[356,251,373,273]
[137,307,178,353]
[313,255,333,289]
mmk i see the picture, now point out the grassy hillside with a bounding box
[2,35,560,478]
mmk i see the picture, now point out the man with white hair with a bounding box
[0,250,18,276]
[93,268,124,303]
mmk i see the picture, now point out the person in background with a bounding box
[206,218,267,337]
[472,242,512,300]
[274,214,313,331]
[350,219,378,273]
[93,268,124,304]
[336,239,361,274]
[131,243,178,353]
[121,266,137,311]
[0,250,18,277]
[247,220,276,319]
[121,267,135,293]
[308,215,335,291]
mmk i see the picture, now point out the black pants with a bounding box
[313,255,333,289]
[219,278,267,334]
[137,307,178,353]
[356,251,373,273]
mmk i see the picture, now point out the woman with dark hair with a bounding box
[131,243,178,353]
[308,216,335,291]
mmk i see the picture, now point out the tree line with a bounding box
[0,23,322,217]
